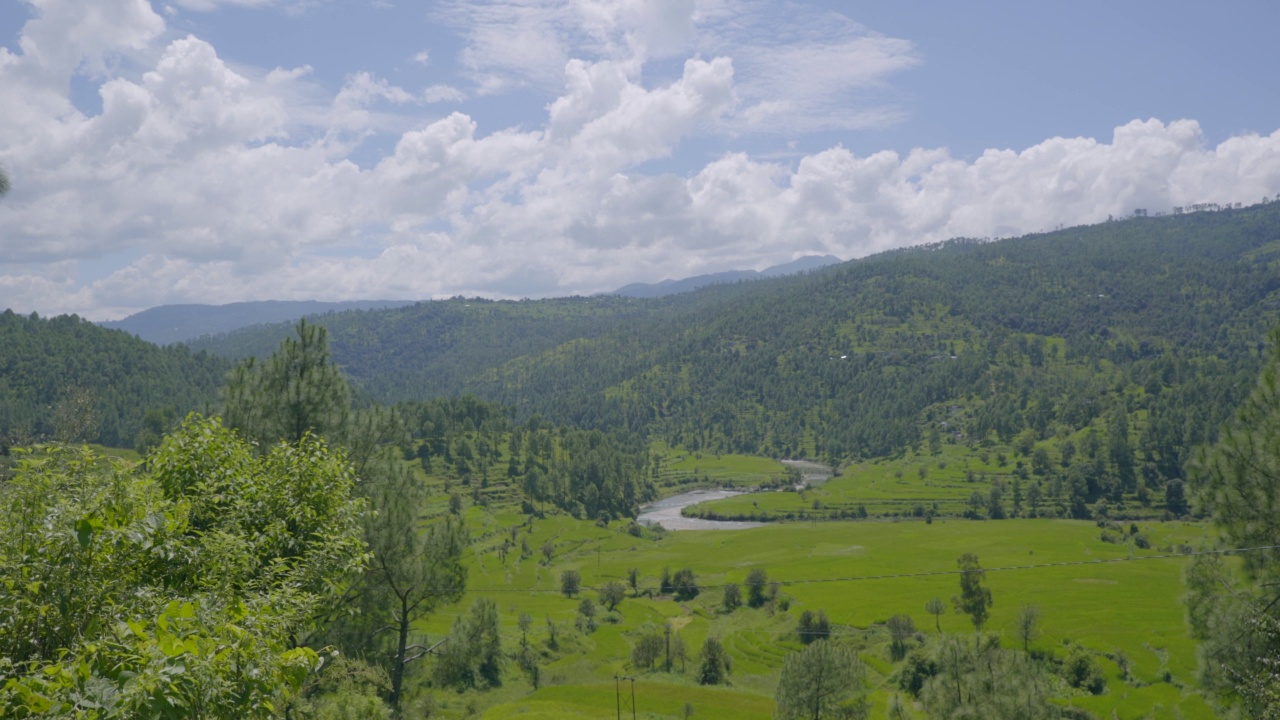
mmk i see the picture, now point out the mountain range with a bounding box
[97,256,843,345]
[100,300,417,345]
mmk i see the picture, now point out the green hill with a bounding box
[0,311,229,448]
[193,204,1280,481]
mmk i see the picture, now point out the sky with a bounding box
[2,0,1280,320]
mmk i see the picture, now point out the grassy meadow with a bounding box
[416,496,1219,719]
[687,440,1174,521]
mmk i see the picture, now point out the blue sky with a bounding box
[1,0,1279,319]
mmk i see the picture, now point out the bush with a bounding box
[746,568,770,607]
[560,569,582,597]
[672,568,699,600]
[722,582,742,612]
[1063,647,1107,695]
[797,609,831,644]
[897,651,939,696]
[631,628,665,670]
[599,581,626,611]
[697,637,730,685]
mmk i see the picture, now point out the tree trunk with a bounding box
[812,663,823,720]
[391,599,410,708]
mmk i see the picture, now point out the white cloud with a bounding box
[2,1,1280,320]
[424,84,466,103]
[410,49,430,65]
[439,0,700,94]
[441,0,917,134]
[170,0,312,12]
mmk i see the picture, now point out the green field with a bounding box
[650,442,791,492]
[411,509,1219,719]
[685,440,1177,521]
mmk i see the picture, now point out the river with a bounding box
[636,489,766,531]
[637,460,833,531]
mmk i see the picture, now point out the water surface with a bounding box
[637,489,767,531]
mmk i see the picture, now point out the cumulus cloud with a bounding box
[441,0,916,133]
[1,0,1279,320]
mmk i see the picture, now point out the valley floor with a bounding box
[419,511,1219,720]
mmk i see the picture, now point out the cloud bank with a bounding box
[1,0,1279,319]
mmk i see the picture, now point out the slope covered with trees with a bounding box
[0,311,229,448]
[187,295,660,401]
[192,204,1280,491]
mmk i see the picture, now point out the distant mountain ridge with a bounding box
[611,255,843,298]
[104,258,842,343]
[100,300,417,345]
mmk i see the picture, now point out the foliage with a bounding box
[798,609,832,645]
[599,581,626,611]
[295,657,393,720]
[50,385,100,443]
[1186,327,1280,717]
[952,553,993,633]
[360,469,467,707]
[402,396,654,520]
[223,319,351,446]
[1063,645,1107,695]
[696,637,730,686]
[1195,327,1280,580]
[631,627,665,671]
[722,582,742,612]
[774,640,867,720]
[0,311,227,447]
[1016,604,1042,652]
[561,569,582,597]
[745,568,770,607]
[434,598,503,691]
[886,614,917,660]
[924,597,946,632]
[672,568,699,600]
[921,634,1063,719]
[0,418,367,718]
[897,651,939,697]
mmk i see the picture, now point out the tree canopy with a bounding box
[0,417,367,718]
[774,640,867,720]
[1187,326,1280,717]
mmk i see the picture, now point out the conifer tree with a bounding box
[223,319,350,447]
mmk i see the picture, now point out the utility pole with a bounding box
[615,675,636,720]
[664,623,672,672]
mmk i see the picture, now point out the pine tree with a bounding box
[223,319,350,447]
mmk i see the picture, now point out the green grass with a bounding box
[688,441,1175,520]
[413,509,1220,719]
[650,441,790,493]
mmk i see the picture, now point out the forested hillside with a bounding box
[193,204,1280,483]
[0,311,228,448]
[188,295,662,399]
[400,395,656,520]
